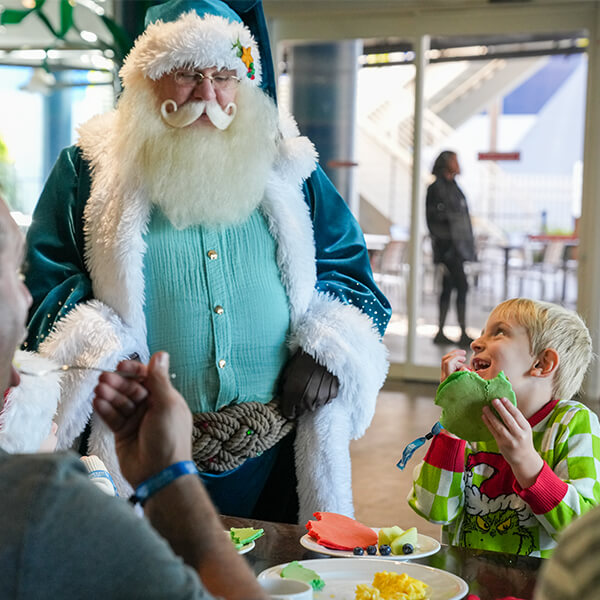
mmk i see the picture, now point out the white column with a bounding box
[578,4,600,406]
[406,35,430,365]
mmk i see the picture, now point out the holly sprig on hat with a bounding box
[233,39,255,80]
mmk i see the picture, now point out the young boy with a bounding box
[408,298,600,558]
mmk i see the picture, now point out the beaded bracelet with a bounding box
[129,460,198,506]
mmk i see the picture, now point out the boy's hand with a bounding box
[440,348,470,382]
[482,397,544,488]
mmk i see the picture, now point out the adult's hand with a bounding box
[279,350,339,419]
[93,352,192,488]
[94,353,268,600]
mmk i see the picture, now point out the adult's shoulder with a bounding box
[45,144,89,182]
[0,450,207,598]
[427,176,442,189]
[535,505,600,600]
[426,177,447,201]
[48,113,115,176]
[76,111,117,165]
[0,448,86,485]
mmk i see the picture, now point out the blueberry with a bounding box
[379,544,391,556]
[402,543,414,555]
[366,545,377,555]
[353,546,364,555]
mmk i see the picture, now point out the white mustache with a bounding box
[160,99,237,130]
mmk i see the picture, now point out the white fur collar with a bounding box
[76,109,319,333]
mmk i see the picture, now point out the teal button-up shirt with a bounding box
[143,208,291,413]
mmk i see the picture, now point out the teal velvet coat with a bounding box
[24,110,391,523]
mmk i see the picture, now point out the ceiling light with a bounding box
[80,30,98,43]
[19,68,56,95]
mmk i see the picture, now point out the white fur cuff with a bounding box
[0,351,61,453]
[288,291,389,439]
[38,300,140,449]
[295,401,355,524]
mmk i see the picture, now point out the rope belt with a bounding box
[192,400,295,472]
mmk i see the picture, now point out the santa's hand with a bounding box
[279,350,339,419]
[440,348,469,382]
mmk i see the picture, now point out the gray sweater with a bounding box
[0,450,210,599]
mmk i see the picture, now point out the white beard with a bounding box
[113,82,280,228]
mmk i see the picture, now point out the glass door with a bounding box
[354,34,586,374]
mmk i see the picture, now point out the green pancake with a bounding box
[435,370,516,442]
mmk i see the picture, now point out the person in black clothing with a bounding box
[426,151,476,347]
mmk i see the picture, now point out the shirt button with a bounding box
[214,305,224,315]
[207,250,218,260]
[218,359,227,369]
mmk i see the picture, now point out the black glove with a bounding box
[279,350,339,419]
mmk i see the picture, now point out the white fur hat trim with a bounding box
[120,11,262,87]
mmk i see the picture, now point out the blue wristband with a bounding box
[396,421,443,470]
[129,461,198,506]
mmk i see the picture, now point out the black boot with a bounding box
[434,329,455,345]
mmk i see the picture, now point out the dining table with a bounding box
[222,515,543,600]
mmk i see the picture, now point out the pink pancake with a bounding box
[306,511,378,550]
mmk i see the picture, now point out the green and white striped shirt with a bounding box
[409,399,600,558]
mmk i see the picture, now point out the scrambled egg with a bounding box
[355,571,429,600]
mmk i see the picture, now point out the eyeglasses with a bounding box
[173,70,241,91]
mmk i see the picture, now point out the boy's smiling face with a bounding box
[470,308,537,399]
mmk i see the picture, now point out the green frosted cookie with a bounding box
[280,561,325,591]
[230,527,264,549]
[435,370,516,442]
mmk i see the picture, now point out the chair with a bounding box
[374,240,409,310]
[516,240,566,302]
[420,235,438,300]
[465,234,506,308]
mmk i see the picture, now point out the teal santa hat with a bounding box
[120,0,276,100]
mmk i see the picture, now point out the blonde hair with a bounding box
[493,298,592,400]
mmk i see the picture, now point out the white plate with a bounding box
[258,558,468,600]
[237,540,255,555]
[225,531,256,555]
[300,527,440,560]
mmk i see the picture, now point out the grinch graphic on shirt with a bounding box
[459,452,536,555]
